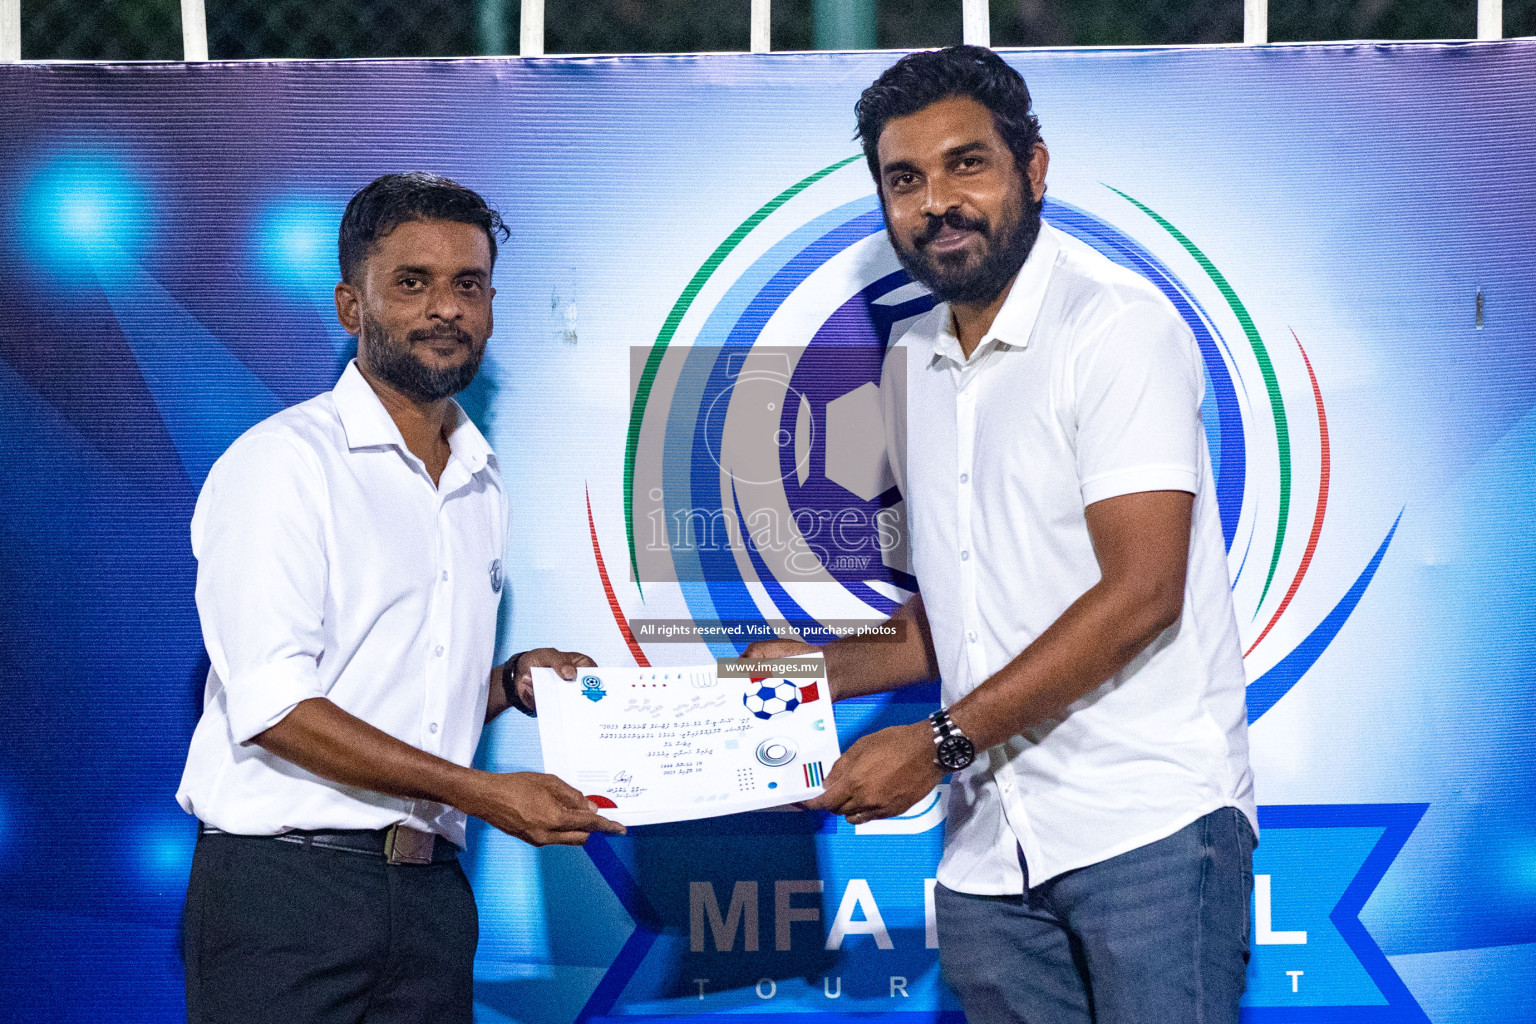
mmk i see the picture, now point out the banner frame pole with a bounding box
[1,0,18,61]
[478,0,510,55]
[1244,0,1268,44]
[521,0,545,56]
[1478,0,1503,39]
[751,0,770,52]
[180,0,208,60]
[962,0,990,47]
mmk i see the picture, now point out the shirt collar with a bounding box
[445,403,494,475]
[929,222,1062,369]
[332,360,495,475]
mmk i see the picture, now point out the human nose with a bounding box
[425,279,464,322]
[921,174,961,218]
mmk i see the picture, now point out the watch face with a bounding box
[936,734,976,771]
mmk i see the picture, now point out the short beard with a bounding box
[358,311,484,404]
[889,182,1043,307]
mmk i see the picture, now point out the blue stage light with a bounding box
[135,815,195,892]
[254,197,341,293]
[1512,840,1536,896]
[20,152,151,284]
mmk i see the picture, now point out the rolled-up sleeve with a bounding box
[191,432,329,743]
[1072,302,1203,507]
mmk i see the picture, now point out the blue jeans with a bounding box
[936,807,1256,1024]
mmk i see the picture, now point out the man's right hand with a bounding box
[459,771,626,847]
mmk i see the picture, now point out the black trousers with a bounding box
[182,831,478,1024]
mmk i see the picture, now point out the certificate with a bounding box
[532,660,841,826]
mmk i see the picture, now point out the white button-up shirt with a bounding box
[176,361,506,846]
[883,225,1256,892]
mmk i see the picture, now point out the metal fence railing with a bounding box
[5,0,1533,63]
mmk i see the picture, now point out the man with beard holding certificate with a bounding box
[749,47,1257,1024]
[177,172,623,1023]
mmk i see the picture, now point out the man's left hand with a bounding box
[803,721,944,824]
[508,649,597,714]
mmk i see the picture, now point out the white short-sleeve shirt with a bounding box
[883,224,1256,893]
[175,361,507,847]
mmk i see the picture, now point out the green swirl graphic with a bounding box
[623,155,862,593]
[1108,187,1292,614]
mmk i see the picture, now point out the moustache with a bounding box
[408,326,474,346]
[915,208,991,248]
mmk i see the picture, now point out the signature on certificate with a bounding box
[608,769,648,800]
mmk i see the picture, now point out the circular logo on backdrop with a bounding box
[618,158,1399,722]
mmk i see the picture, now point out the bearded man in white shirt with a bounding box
[177,172,623,1024]
[749,47,1258,1024]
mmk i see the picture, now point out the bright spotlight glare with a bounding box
[21,152,151,281]
[61,196,110,237]
[256,199,339,292]
[136,818,196,890]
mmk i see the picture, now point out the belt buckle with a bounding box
[384,824,436,865]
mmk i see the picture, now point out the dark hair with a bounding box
[855,45,1043,193]
[338,172,509,284]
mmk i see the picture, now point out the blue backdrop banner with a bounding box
[1,40,1534,1024]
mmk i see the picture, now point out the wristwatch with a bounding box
[502,653,537,717]
[929,708,976,771]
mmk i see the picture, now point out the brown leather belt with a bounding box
[199,823,458,865]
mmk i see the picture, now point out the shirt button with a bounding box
[428,722,439,734]
[960,550,970,561]
[441,570,449,582]
[434,645,445,657]
[960,472,969,484]
[967,631,978,644]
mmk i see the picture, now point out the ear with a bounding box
[335,281,362,336]
[1027,143,1050,204]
